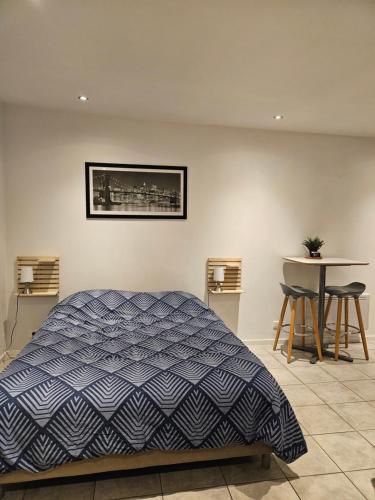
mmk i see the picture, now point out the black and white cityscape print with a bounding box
[86,163,187,219]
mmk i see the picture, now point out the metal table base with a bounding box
[292,344,353,363]
[293,265,353,364]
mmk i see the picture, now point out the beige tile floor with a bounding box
[1,342,375,499]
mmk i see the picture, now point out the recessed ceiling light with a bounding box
[273,114,284,120]
[78,95,89,102]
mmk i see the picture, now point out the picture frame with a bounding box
[85,162,187,219]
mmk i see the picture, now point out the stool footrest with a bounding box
[281,323,314,337]
[325,322,360,335]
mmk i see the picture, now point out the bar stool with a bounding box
[273,283,323,363]
[324,282,369,361]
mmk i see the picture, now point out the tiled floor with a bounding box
[1,341,375,499]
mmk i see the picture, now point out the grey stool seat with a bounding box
[274,283,323,362]
[280,283,318,300]
[324,282,369,361]
[325,282,366,298]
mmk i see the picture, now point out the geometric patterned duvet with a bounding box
[0,290,307,474]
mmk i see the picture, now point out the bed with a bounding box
[0,290,307,492]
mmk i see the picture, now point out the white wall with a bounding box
[3,104,375,349]
[0,104,7,354]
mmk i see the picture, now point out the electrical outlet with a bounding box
[272,320,279,330]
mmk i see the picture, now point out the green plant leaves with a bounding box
[302,236,325,251]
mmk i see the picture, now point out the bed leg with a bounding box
[261,454,271,470]
[0,485,4,499]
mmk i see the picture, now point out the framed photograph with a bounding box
[85,163,187,219]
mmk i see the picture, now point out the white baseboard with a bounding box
[241,333,375,347]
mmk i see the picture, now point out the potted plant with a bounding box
[302,236,325,258]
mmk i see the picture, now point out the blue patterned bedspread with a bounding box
[0,290,306,474]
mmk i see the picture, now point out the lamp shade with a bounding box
[213,266,225,282]
[20,266,34,283]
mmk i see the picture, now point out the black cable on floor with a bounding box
[7,293,19,350]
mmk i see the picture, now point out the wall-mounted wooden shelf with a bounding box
[16,256,60,296]
[207,258,243,293]
[37,257,58,264]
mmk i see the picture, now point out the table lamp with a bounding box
[213,266,225,292]
[20,266,34,295]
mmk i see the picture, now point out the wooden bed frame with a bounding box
[0,444,271,497]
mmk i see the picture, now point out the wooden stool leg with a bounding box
[301,297,305,347]
[273,296,289,351]
[310,299,323,362]
[344,297,349,348]
[287,299,297,363]
[354,298,369,360]
[335,298,343,361]
[324,296,332,328]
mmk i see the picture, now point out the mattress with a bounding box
[0,290,307,473]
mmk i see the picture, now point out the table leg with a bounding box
[317,265,326,343]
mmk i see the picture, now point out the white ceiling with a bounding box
[1,0,375,137]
